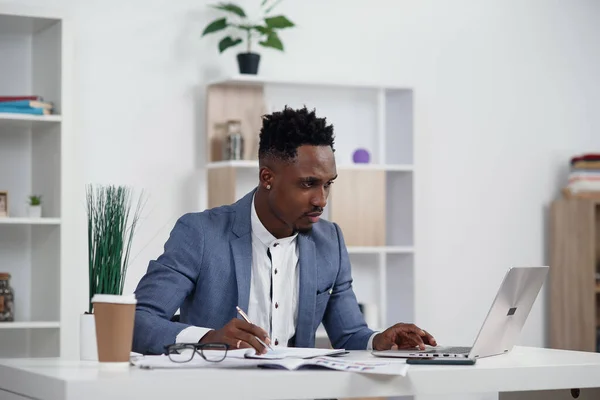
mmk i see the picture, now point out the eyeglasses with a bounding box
[164,342,229,363]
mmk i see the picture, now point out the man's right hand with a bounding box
[199,318,271,355]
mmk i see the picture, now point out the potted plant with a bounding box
[80,184,144,361]
[27,194,42,218]
[201,1,295,74]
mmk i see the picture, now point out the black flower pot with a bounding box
[237,52,260,75]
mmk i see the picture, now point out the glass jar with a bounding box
[0,273,14,322]
[223,119,244,160]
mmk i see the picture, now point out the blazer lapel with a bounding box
[231,234,252,313]
[230,190,256,314]
[295,234,317,346]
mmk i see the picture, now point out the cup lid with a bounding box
[91,294,137,305]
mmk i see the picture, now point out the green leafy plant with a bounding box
[201,1,295,54]
[28,195,42,206]
[86,184,144,313]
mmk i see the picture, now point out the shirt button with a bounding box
[274,268,278,274]
[273,243,279,247]
[275,302,279,309]
[275,339,279,346]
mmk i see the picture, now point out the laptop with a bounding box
[372,266,549,360]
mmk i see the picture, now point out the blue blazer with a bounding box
[132,189,374,355]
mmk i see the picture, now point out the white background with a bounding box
[2,1,599,393]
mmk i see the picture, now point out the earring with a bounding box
[266,184,271,190]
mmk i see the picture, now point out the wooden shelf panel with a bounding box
[328,169,385,246]
[549,199,597,352]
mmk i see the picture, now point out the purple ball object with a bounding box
[352,149,370,164]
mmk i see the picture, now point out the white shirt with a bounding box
[247,194,299,347]
[176,195,377,350]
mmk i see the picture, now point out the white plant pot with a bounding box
[27,205,42,218]
[80,313,98,361]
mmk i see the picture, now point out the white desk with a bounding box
[0,346,599,400]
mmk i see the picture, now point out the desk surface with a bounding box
[1,346,600,400]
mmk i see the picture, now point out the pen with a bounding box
[236,306,274,351]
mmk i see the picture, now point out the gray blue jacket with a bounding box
[132,189,373,355]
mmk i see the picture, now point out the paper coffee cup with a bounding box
[92,294,137,363]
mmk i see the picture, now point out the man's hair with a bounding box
[258,105,335,162]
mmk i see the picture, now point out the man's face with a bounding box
[266,145,337,234]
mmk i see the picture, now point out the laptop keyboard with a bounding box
[425,346,471,354]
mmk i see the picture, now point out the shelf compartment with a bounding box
[386,253,415,327]
[386,171,413,247]
[206,83,266,163]
[384,89,413,165]
[329,169,385,247]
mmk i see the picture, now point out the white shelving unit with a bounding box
[0,113,62,124]
[203,74,415,347]
[0,218,61,225]
[0,321,60,329]
[0,6,75,359]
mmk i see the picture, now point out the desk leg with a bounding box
[500,388,600,400]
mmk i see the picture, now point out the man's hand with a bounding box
[373,323,437,351]
[199,318,271,355]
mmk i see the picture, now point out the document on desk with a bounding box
[131,354,408,375]
[129,347,342,369]
[258,356,409,376]
[228,347,347,360]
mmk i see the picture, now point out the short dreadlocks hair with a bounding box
[258,106,335,163]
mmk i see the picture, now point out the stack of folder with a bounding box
[0,95,53,115]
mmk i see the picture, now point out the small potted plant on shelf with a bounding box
[27,195,42,218]
[80,184,144,361]
[201,1,295,75]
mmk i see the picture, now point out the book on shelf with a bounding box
[0,106,52,115]
[0,95,43,102]
[0,95,54,116]
[0,100,53,109]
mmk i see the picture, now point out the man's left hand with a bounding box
[373,323,437,351]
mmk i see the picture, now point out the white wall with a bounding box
[2,0,600,374]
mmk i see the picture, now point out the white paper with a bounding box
[231,347,347,360]
[260,356,409,376]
